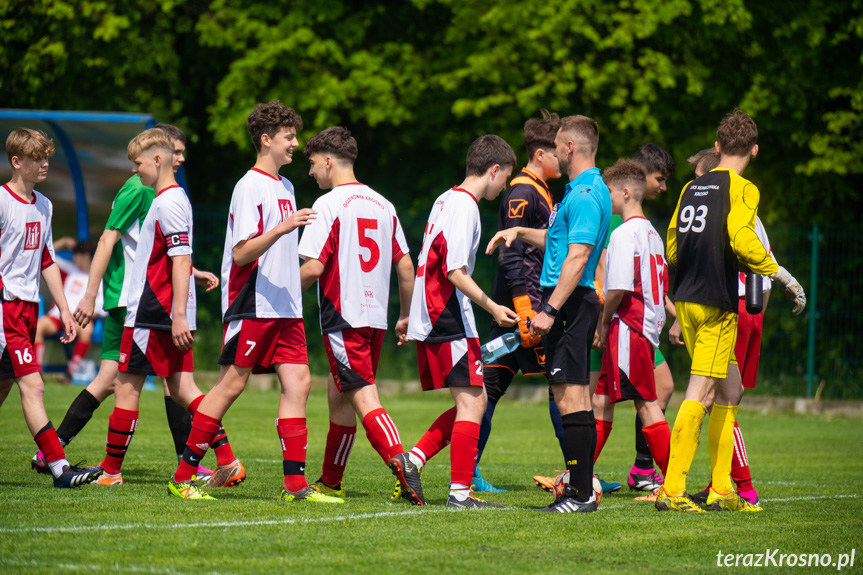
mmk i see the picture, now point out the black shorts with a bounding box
[542,286,600,386]
[485,321,547,376]
[483,322,548,402]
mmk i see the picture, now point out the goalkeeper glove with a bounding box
[770,266,807,315]
[513,295,541,348]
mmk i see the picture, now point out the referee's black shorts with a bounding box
[542,286,600,386]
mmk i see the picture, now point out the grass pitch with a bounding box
[1,381,861,574]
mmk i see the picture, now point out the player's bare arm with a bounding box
[530,243,591,336]
[486,226,547,254]
[75,227,122,327]
[42,263,77,344]
[233,208,316,267]
[170,253,194,351]
[53,236,77,252]
[595,289,625,353]
[192,267,219,292]
[394,253,414,345]
[447,267,518,328]
[299,258,324,292]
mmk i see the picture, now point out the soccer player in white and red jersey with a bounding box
[297,126,422,504]
[167,102,340,503]
[403,135,519,508]
[591,159,671,495]
[92,129,237,489]
[0,128,103,488]
[30,125,220,484]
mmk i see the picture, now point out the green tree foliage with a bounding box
[1,0,860,220]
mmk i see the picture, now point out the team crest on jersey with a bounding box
[548,204,559,228]
[508,199,529,219]
[278,199,294,222]
[24,222,41,250]
[534,346,546,365]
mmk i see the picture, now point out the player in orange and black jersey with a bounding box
[473,110,562,492]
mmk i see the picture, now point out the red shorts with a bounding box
[45,314,63,332]
[322,327,384,392]
[735,297,763,389]
[220,317,307,374]
[597,319,657,403]
[119,327,193,377]
[0,299,40,379]
[416,337,484,391]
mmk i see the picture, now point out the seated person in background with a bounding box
[35,238,104,381]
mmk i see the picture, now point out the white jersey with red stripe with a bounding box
[124,185,196,330]
[48,258,105,320]
[0,184,55,302]
[298,183,408,333]
[604,216,667,348]
[407,187,480,343]
[221,168,303,322]
[737,216,774,296]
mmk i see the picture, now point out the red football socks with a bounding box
[412,407,456,466]
[450,421,480,487]
[102,408,139,475]
[321,422,356,487]
[731,421,754,493]
[187,395,235,466]
[277,418,308,492]
[362,408,403,463]
[174,411,220,482]
[594,419,613,464]
[34,423,65,463]
[642,420,671,476]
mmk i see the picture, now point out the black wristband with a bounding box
[543,303,558,317]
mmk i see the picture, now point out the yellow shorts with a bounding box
[675,301,738,379]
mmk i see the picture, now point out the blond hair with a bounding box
[6,128,55,165]
[127,128,175,161]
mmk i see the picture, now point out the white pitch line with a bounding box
[0,494,857,534]
[765,494,860,503]
[0,558,213,575]
[0,508,440,534]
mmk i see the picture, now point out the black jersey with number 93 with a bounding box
[672,170,739,313]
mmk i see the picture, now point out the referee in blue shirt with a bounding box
[487,115,610,512]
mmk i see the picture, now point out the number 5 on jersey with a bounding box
[357,218,381,272]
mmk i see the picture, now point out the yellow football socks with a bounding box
[708,403,739,495]
[664,399,708,497]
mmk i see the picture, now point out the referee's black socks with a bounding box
[562,410,597,502]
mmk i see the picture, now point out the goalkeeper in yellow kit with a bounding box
[657,109,806,513]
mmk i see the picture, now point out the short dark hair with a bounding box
[303,126,358,163]
[559,115,599,156]
[524,110,561,158]
[687,148,720,174]
[633,143,675,179]
[717,108,758,156]
[465,135,517,177]
[603,158,647,201]
[153,123,186,144]
[247,100,303,153]
[73,239,97,256]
